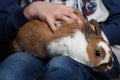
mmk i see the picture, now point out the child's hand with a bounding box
[23,1,79,32]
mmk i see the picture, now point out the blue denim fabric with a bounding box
[0,52,45,80]
[45,53,120,80]
[0,52,119,80]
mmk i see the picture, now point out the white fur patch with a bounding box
[97,41,111,66]
[47,30,89,65]
[90,24,95,31]
[101,31,109,44]
[55,21,61,28]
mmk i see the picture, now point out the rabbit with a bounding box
[13,10,114,72]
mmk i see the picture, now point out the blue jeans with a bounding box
[0,52,45,80]
[0,52,119,80]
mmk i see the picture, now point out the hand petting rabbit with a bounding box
[13,10,113,72]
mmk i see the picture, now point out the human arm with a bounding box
[100,0,120,46]
[0,0,29,43]
[24,1,79,32]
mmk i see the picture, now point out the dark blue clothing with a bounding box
[0,52,119,80]
[0,52,45,80]
[101,0,120,45]
[0,0,28,43]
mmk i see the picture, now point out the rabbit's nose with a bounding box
[93,57,114,72]
[106,57,114,70]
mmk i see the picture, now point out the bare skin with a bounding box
[23,1,79,32]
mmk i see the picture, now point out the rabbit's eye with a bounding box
[95,50,102,57]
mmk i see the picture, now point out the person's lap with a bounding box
[0,52,45,80]
[45,53,120,80]
[0,52,119,80]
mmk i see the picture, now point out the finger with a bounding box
[56,15,74,23]
[46,17,57,32]
[62,10,79,20]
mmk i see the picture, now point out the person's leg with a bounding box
[0,52,45,80]
[44,55,120,80]
[44,56,97,80]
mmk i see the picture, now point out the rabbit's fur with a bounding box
[13,10,113,72]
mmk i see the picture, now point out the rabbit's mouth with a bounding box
[93,57,114,72]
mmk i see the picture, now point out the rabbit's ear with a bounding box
[90,19,102,37]
[84,19,102,42]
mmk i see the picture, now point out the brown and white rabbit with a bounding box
[13,10,113,72]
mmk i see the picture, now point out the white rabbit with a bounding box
[13,10,113,72]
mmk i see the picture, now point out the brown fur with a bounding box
[13,10,113,72]
[13,10,86,58]
[13,20,84,58]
